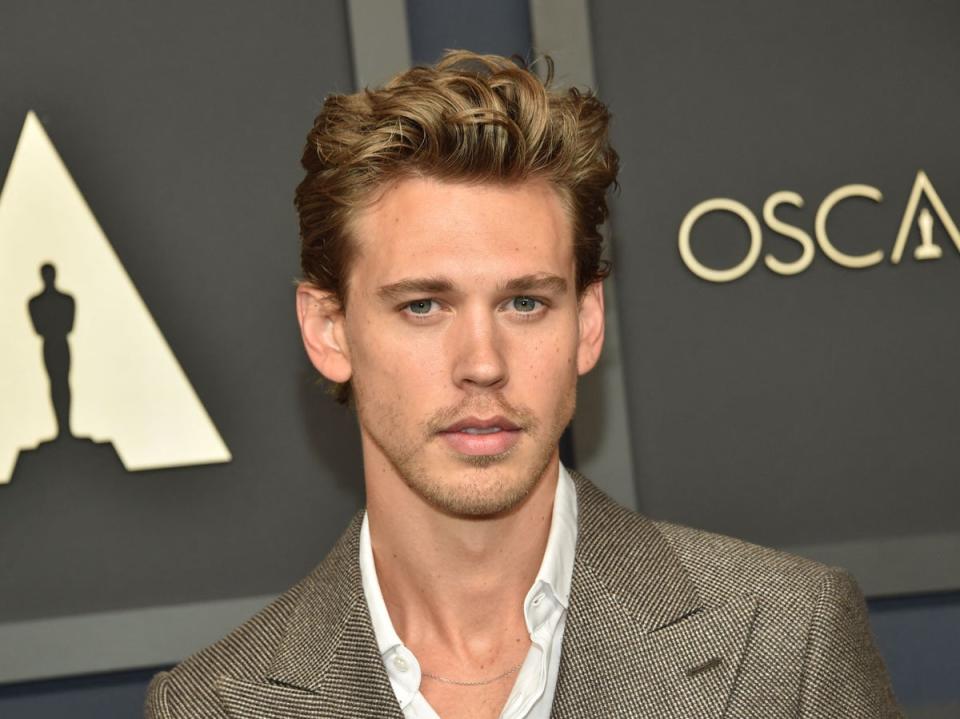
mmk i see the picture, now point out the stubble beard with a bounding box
[359,385,576,518]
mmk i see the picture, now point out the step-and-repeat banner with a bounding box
[593,1,959,591]
[0,1,364,681]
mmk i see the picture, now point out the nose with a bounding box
[450,307,508,390]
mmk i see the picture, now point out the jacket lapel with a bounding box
[552,473,759,718]
[216,512,404,719]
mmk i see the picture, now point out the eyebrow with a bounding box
[376,277,455,302]
[501,273,568,294]
[375,273,568,302]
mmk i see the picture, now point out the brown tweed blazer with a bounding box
[144,472,902,718]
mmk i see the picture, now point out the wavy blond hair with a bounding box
[295,50,619,403]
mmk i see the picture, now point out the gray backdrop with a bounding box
[591,0,960,587]
[0,0,363,623]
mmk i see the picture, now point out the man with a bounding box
[145,51,901,718]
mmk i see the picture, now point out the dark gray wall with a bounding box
[591,0,960,561]
[0,0,362,622]
[407,0,531,64]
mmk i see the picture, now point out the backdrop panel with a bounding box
[590,0,960,594]
[0,0,362,631]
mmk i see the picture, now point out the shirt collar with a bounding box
[359,511,404,655]
[521,462,578,639]
[526,461,577,611]
[359,513,420,708]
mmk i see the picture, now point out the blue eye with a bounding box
[407,299,435,314]
[512,296,540,312]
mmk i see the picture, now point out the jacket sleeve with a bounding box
[144,671,172,719]
[797,568,903,718]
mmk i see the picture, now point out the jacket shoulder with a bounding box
[653,518,838,607]
[571,470,838,607]
[654,520,901,714]
[144,511,366,718]
[653,521,902,715]
[144,581,307,719]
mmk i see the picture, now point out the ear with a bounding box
[296,282,352,383]
[576,281,605,376]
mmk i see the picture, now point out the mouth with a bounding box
[438,416,523,456]
[441,416,521,433]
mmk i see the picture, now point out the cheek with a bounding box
[350,318,447,393]
[512,323,579,386]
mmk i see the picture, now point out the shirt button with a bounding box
[532,593,545,607]
[393,655,409,672]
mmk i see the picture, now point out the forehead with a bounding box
[348,176,574,290]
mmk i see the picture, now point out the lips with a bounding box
[441,416,521,433]
[439,416,522,456]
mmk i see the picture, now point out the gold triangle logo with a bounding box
[0,112,231,483]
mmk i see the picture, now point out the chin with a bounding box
[421,478,534,518]
[409,451,552,518]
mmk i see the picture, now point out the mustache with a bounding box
[426,394,539,435]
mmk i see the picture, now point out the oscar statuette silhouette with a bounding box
[28,263,76,439]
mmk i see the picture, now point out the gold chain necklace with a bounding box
[420,660,523,687]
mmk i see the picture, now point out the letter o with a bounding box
[679,198,762,283]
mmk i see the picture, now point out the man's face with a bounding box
[302,176,604,517]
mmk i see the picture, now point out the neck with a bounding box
[364,452,559,663]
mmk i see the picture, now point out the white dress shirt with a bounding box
[359,462,578,719]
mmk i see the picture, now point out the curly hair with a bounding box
[295,50,619,403]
